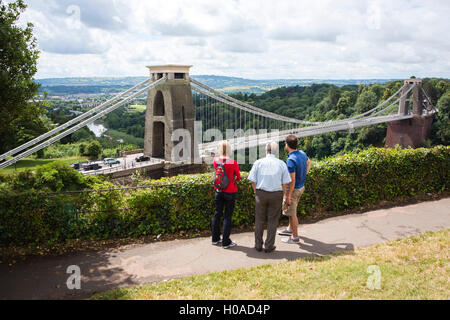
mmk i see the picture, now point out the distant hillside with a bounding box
[36,75,398,96]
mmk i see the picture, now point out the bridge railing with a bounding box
[82,158,165,176]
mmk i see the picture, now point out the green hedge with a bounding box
[0,146,449,247]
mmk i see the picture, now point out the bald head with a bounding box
[266,141,279,156]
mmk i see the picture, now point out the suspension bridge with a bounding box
[0,65,437,176]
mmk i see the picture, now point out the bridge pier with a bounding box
[385,116,434,148]
[144,65,198,163]
[385,79,434,148]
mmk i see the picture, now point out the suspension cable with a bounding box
[190,78,408,126]
[0,78,152,161]
[0,77,166,170]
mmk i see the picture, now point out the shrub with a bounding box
[0,146,449,247]
[0,161,102,192]
[86,141,102,160]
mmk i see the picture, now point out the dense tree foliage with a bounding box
[0,0,50,154]
[431,91,450,145]
[104,108,146,139]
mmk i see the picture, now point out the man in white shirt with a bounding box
[248,142,292,253]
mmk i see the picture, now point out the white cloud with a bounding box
[12,0,450,79]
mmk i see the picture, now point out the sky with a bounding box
[9,0,450,79]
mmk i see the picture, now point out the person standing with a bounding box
[248,142,292,253]
[279,135,312,243]
[212,141,241,249]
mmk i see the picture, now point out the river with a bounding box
[87,122,107,138]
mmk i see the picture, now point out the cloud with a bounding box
[31,0,127,31]
[12,0,450,79]
[214,33,268,53]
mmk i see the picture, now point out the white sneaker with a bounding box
[223,241,237,249]
[278,229,293,236]
[281,237,300,244]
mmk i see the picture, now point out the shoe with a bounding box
[281,237,300,244]
[264,246,276,253]
[212,240,222,246]
[223,241,237,249]
[278,229,293,236]
[255,246,263,252]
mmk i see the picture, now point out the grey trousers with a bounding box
[255,190,284,249]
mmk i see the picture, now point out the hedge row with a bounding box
[0,146,449,247]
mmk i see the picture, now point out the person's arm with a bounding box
[282,183,288,196]
[307,158,312,174]
[248,162,258,194]
[235,161,241,182]
[284,160,295,204]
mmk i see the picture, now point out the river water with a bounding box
[87,122,107,138]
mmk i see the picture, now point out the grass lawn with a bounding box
[127,105,147,113]
[91,229,449,300]
[0,156,88,174]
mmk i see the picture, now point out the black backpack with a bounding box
[213,159,230,190]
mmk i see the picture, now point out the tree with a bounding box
[382,87,392,101]
[0,0,46,154]
[354,91,378,114]
[337,95,352,115]
[432,91,450,145]
[79,143,88,156]
[86,141,102,160]
[369,84,385,100]
[328,87,341,106]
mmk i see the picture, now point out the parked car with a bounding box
[103,158,121,165]
[81,163,102,171]
[71,162,90,170]
[70,163,81,170]
[135,155,151,162]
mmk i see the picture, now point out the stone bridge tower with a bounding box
[385,78,434,148]
[144,65,197,162]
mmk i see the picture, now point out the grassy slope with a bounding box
[104,129,144,147]
[127,105,147,113]
[92,229,449,300]
[0,157,88,174]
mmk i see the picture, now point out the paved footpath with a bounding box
[1,198,449,300]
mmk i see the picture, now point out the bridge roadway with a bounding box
[79,153,164,176]
[198,113,414,155]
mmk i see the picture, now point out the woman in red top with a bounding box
[212,141,241,249]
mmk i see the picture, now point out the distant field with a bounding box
[127,105,147,113]
[218,86,278,94]
[36,76,398,96]
[0,157,88,174]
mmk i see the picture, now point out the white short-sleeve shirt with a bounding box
[248,154,292,192]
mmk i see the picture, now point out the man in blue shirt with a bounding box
[249,142,292,253]
[279,135,311,244]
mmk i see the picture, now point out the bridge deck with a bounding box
[199,113,414,154]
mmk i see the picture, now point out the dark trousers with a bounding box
[255,190,284,250]
[212,191,236,247]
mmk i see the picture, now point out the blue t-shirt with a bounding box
[286,150,308,189]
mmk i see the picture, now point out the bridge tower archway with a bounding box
[144,65,197,162]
